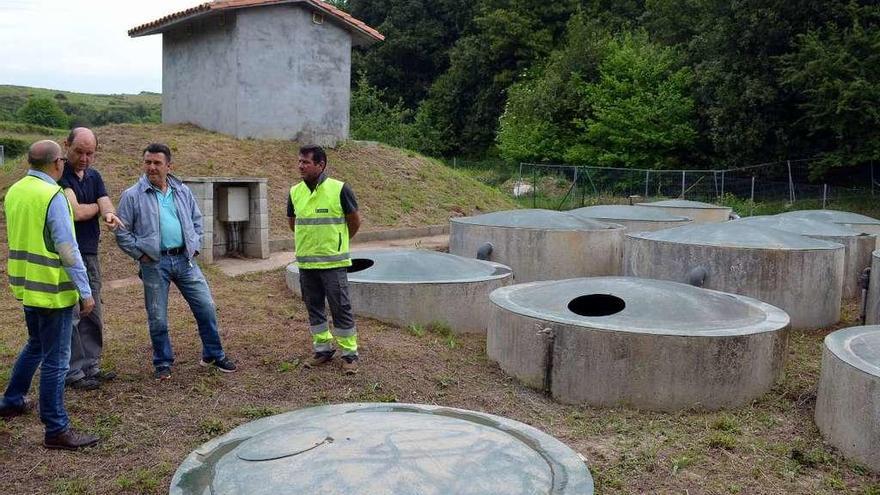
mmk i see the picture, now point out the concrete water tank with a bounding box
[867,250,880,325]
[625,223,845,330]
[286,249,512,333]
[170,403,595,494]
[568,205,692,232]
[488,277,789,411]
[815,325,880,473]
[778,209,880,248]
[449,209,625,282]
[733,215,875,300]
[635,199,732,224]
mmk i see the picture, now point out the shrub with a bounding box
[16,97,69,128]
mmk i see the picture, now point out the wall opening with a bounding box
[568,294,625,317]
[347,258,374,273]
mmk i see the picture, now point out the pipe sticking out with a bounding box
[687,266,709,287]
[860,267,871,325]
[476,242,494,261]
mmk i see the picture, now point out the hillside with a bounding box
[0,123,515,279]
[0,85,161,127]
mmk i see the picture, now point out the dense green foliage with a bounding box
[0,86,161,130]
[16,97,69,128]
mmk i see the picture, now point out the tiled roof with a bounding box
[128,0,383,43]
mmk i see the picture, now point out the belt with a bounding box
[160,246,185,256]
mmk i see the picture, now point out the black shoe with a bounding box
[304,350,336,369]
[44,428,99,451]
[154,366,172,381]
[90,370,117,382]
[199,356,237,373]
[68,377,100,391]
[0,398,32,418]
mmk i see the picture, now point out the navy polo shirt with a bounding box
[58,163,108,255]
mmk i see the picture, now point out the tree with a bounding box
[16,97,69,129]
[349,72,416,148]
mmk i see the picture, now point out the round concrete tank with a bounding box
[449,209,625,282]
[635,199,733,224]
[778,209,880,248]
[815,325,880,473]
[733,216,875,300]
[568,205,692,232]
[867,250,880,325]
[624,223,845,330]
[487,277,789,411]
[286,249,512,333]
[170,402,595,494]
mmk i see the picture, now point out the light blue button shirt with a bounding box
[154,186,184,250]
[28,170,92,299]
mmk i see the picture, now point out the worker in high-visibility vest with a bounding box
[0,140,100,450]
[287,145,361,374]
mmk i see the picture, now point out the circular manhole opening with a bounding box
[568,294,625,317]
[347,258,375,273]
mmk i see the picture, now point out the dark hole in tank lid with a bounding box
[568,294,626,317]
[347,258,375,273]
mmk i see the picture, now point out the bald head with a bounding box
[28,140,62,169]
[65,127,97,172]
[66,127,96,147]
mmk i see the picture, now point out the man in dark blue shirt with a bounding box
[58,128,123,390]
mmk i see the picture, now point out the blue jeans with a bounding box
[139,253,225,369]
[2,306,73,436]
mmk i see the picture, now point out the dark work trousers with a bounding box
[298,267,357,355]
[67,254,103,382]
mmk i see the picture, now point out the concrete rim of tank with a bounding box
[733,216,868,238]
[778,209,880,226]
[627,223,845,251]
[569,205,691,223]
[450,208,623,231]
[287,249,513,285]
[824,325,880,377]
[170,402,595,494]
[636,199,730,210]
[489,277,790,337]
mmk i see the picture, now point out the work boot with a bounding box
[44,429,100,451]
[67,377,100,391]
[304,350,336,369]
[0,398,32,419]
[341,355,359,375]
[90,370,117,383]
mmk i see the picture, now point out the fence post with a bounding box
[823,184,828,209]
[532,165,537,208]
[720,171,725,198]
[681,171,685,198]
[787,160,795,203]
[872,160,875,197]
[750,176,755,203]
[572,167,579,209]
[645,170,649,198]
[453,157,457,169]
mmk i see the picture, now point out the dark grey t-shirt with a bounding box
[286,174,358,217]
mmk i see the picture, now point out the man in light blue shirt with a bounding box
[114,143,236,380]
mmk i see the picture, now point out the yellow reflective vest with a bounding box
[5,175,79,308]
[290,178,351,269]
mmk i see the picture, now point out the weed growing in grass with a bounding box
[670,454,695,474]
[115,463,172,493]
[359,382,397,403]
[433,374,457,389]
[707,432,738,450]
[863,484,880,495]
[427,321,453,337]
[277,358,300,372]
[52,478,92,495]
[823,474,846,490]
[93,413,122,439]
[711,414,742,434]
[789,445,834,469]
[0,341,15,357]
[199,418,225,437]
[407,323,426,337]
[241,405,281,419]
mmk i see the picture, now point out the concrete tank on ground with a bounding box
[635,199,733,224]
[867,250,880,325]
[449,209,625,282]
[568,205,692,232]
[815,325,880,473]
[625,223,844,330]
[170,402,595,494]
[733,215,875,300]
[778,210,880,248]
[286,249,512,333]
[487,277,789,411]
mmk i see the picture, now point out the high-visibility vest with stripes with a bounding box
[290,178,351,269]
[5,175,79,308]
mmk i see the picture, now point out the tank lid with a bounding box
[824,325,880,377]
[451,209,616,230]
[777,209,880,226]
[171,403,595,495]
[490,277,789,336]
[569,205,690,222]
[628,222,843,250]
[636,199,731,210]
[733,216,867,238]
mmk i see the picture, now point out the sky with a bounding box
[0,0,200,94]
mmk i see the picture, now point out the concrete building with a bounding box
[129,0,383,145]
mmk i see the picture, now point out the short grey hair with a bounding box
[28,140,62,169]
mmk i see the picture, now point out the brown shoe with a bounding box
[44,429,100,451]
[0,398,32,419]
[304,351,335,369]
[342,356,359,375]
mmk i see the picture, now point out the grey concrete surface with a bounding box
[815,325,880,472]
[624,223,845,330]
[778,210,880,248]
[449,209,625,282]
[568,205,692,232]
[487,277,790,411]
[636,199,733,224]
[269,224,449,253]
[286,249,512,333]
[170,403,595,495]
[162,4,360,144]
[733,216,875,300]
[867,251,880,325]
